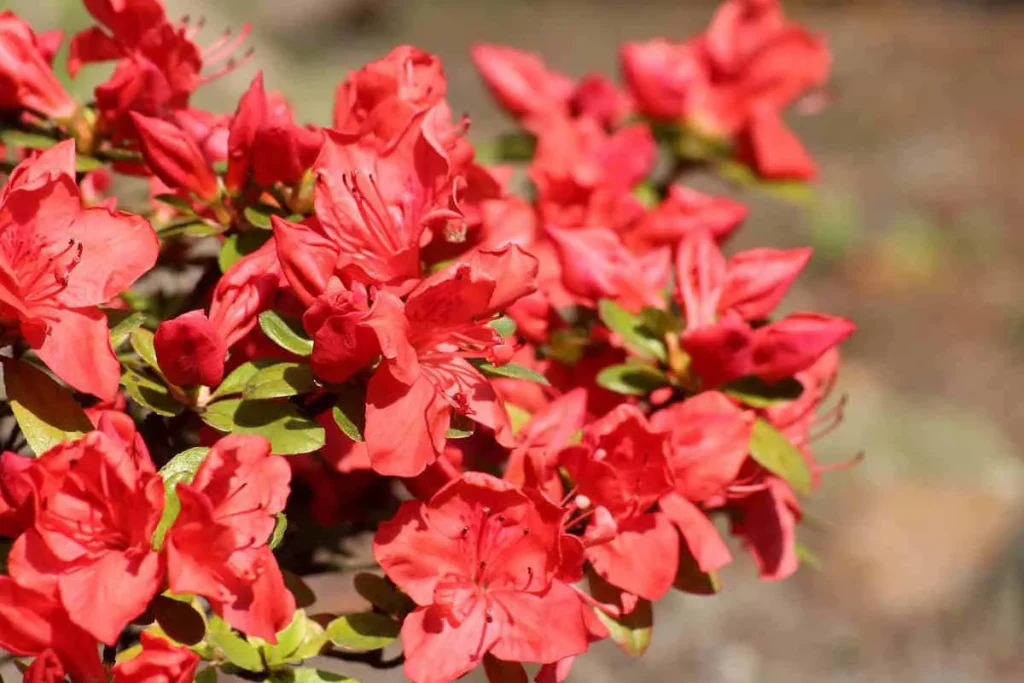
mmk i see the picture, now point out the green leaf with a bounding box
[716,159,814,205]
[219,230,272,273]
[207,616,263,673]
[488,316,517,338]
[157,220,226,238]
[0,129,57,149]
[749,418,812,495]
[211,359,276,400]
[595,363,669,396]
[326,613,400,652]
[110,311,147,349]
[598,299,667,362]
[588,571,653,657]
[639,306,681,338]
[795,540,823,571]
[200,399,325,455]
[152,447,208,550]
[269,669,354,683]
[470,360,549,385]
[269,513,288,550]
[259,310,313,357]
[243,205,283,230]
[243,362,317,400]
[195,667,218,683]
[75,155,104,172]
[121,370,183,417]
[151,595,206,646]
[674,539,722,595]
[352,573,415,616]
[546,328,587,365]
[724,376,804,409]
[331,391,366,443]
[505,403,532,435]
[261,610,328,667]
[446,414,475,440]
[130,328,161,373]
[153,193,196,216]
[2,358,92,455]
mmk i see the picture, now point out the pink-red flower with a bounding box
[130,112,221,201]
[374,472,600,683]
[9,420,166,645]
[0,11,76,120]
[154,309,227,387]
[0,141,159,399]
[111,632,200,683]
[165,434,294,641]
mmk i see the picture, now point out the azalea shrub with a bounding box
[0,1,856,682]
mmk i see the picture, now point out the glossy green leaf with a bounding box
[488,316,517,338]
[331,391,366,443]
[121,370,182,417]
[152,447,208,550]
[261,610,328,667]
[2,358,92,455]
[446,414,475,439]
[269,669,354,683]
[211,359,276,400]
[353,573,415,616]
[200,399,325,455]
[194,667,218,683]
[259,311,313,357]
[110,311,147,349]
[0,129,57,149]
[598,299,667,362]
[470,360,549,385]
[75,155,104,172]
[724,376,803,409]
[151,595,206,646]
[588,571,653,657]
[243,362,317,400]
[130,328,161,373]
[153,193,197,216]
[157,220,226,238]
[595,363,669,396]
[219,230,272,273]
[269,513,288,550]
[749,418,812,495]
[207,616,263,673]
[326,612,400,652]
[243,205,282,230]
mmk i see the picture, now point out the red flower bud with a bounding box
[130,112,220,201]
[0,12,76,120]
[154,310,226,387]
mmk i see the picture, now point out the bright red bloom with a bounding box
[23,648,66,683]
[305,246,537,476]
[111,632,200,683]
[208,239,283,348]
[154,309,227,387]
[166,434,295,641]
[0,11,76,120]
[333,45,447,139]
[273,112,468,301]
[374,472,599,683]
[730,476,801,580]
[70,0,249,142]
[627,184,748,252]
[472,44,631,128]
[0,576,105,683]
[650,391,754,505]
[225,72,324,193]
[562,406,732,600]
[10,424,165,645]
[621,0,829,178]
[0,141,159,399]
[130,112,221,200]
[674,232,853,388]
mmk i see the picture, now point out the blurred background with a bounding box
[8,0,1024,681]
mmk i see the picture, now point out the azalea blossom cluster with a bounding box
[0,1,854,682]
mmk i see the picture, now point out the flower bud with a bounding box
[154,310,226,387]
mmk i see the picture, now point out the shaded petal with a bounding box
[33,306,121,400]
[488,581,593,664]
[659,492,732,573]
[401,602,499,683]
[585,511,678,600]
[365,366,448,477]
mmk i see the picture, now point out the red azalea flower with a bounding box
[333,45,447,140]
[626,184,748,252]
[0,577,105,683]
[0,11,76,120]
[0,141,159,399]
[208,239,283,348]
[154,309,227,387]
[111,632,200,683]
[305,246,537,476]
[674,232,853,388]
[225,72,324,193]
[9,424,165,645]
[165,434,295,641]
[374,472,599,683]
[23,648,66,683]
[130,112,221,201]
[730,475,801,580]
